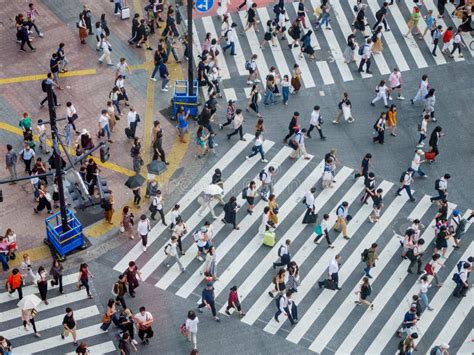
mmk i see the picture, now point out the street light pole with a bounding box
[47,83,69,232]
[187,0,194,96]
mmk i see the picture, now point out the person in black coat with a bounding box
[222,196,239,230]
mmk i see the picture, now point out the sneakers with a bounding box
[165,264,170,268]
[161,88,169,92]
[245,156,250,161]
[142,246,147,252]
[254,79,261,83]
[132,339,138,345]
[197,256,204,261]
[150,77,157,81]
[246,80,253,85]
[261,159,268,163]
[397,96,405,100]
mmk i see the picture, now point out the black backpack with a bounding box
[278,245,284,257]
[434,179,441,190]
[164,243,171,255]
[400,172,406,183]
[259,169,267,181]
[430,346,441,355]
[361,249,369,262]
[41,79,48,93]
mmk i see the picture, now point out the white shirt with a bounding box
[247,185,257,197]
[127,111,138,129]
[254,134,263,147]
[116,62,129,77]
[171,210,180,224]
[101,40,111,54]
[310,110,320,126]
[278,244,289,257]
[115,78,125,89]
[320,218,328,232]
[67,104,77,118]
[134,311,153,325]
[438,178,448,191]
[166,242,179,257]
[362,44,372,59]
[137,219,150,236]
[304,191,315,209]
[185,317,199,333]
[99,114,109,128]
[336,205,348,218]
[294,132,305,147]
[233,113,244,129]
[403,172,412,186]
[376,84,388,95]
[152,195,163,210]
[36,124,46,136]
[279,294,290,313]
[389,71,401,88]
[328,257,339,275]
[194,231,207,247]
[262,169,272,184]
[453,33,462,44]
[420,118,428,134]
[226,27,236,43]
[411,153,422,170]
[420,280,431,293]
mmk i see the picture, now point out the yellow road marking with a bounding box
[0,69,97,85]
[8,246,51,267]
[0,122,135,176]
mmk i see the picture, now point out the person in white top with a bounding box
[318,255,342,290]
[98,35,113,65]
[290,128,311,160]
[150,191,166,225]
[137,215,151,251]
[260,166,276,201]
[449,31,465,58]
[222,23,237,56]
[395,168,416,202]
[302,187,316,224]
[133,307,154,344]
[419,275,434,310]
[185,311,199,350]
[194,226,210,261]
[35,120,50,154]
[388,68,405,100]
[201,246,217,280]
[127,107,139,138]
[164,236,185,272]
[371,80,389,107]
[274,291,298,325]
[411,150,427,178]
[314,214,334,247]
[417,114,430,148]
[66,101,80,134]
[246,131,267,162]
[226,108,245,141]
[358,38,373,74]
[115,57,131,79]
[98,109,112,142]
[411,74,429,104]
[307,105,326,139]
[198,192,217,219]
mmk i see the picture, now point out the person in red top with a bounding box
[441,26,454,54]
[77,263,94,299]
[7,268,23,300]
[224,285,245,318]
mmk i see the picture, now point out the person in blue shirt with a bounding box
[197,282,220,322]
[396,307,417,338]
[176,107,189,143]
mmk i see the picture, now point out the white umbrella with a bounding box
[17,294,41,310]
[204,184,222,195]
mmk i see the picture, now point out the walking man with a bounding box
[430,174,450,202]
[226,109,245,141]
[334,201,350,240]
[197,282,221,322]
[396,168,416,202]
[373,2,390,31]
[358,39,373,74]
[61,307,78,345]
[273,239,291,270]
[164,236,185,272]
[354,153,372,179]
[137,215,151,252]
[283,112,299,143]
[364,243,378,278]
[302,187,317,224]
[5,144,18,181]
[318,254,342,290]
[274,291,298,325]
[150,191,166,225]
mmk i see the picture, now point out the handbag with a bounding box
[119,225,125,233]
[101,313,111,324]
[288,139,298,150]
[179,323,188,337]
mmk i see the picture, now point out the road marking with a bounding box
[221,166,352,315]
[223,88,238,102]
[202,16,231,79]
[113,135,254,273]
[0,69,96,85]
[65,341,116,355]
[226,13,249,76]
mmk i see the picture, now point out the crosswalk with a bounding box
[111,136,472,354]
[192,0,472,102]
[0,274,115,354]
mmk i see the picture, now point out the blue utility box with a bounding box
[172,80,199,117]
[45,210,85,257]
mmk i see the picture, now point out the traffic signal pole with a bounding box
[187,0,194,96]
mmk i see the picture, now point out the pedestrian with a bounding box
[430,343,450,355]
[99,109,113,143]
[137,215,151,252]
[222,22,238,56]
[65,102,80,135]
[120,206,135,240]
[396,168,416,202]
[124,261,142,298]
[437,0,447,18]
[334,201,350,240]
[433,225,452,258]
[369,188,384,223]
[22,307,41,337]
[343,34,357,63]
[386,105,398,137]
[75,342,89,355]
[268,268,286,298]
[119,332,138,354]
[49,259,64,294]
[148,190,165,224]
[371,80,389,108]
[225,285,245,317]
[27,3,43,37]
[452,262,471,298]
[307,105,326,139]
[313,214,334,248]
[318,255,342,290]
[164,236,185,272]
[201,246,217,280]
[407,238,425,274]
[333,92,354,124]
[194,226,210,262]
[428,125,443,160]
[317,0,331,30]
[354,277,374,309]
[18,22,36,52]
[423,88,437,122]
[398,332,418,353]
[281,74,290,105]
[373,2,390,31]
[100,299,120,331]
[5,144,18,181]
[283,112,299,143]
[431,25,443,56]
[20,253,36,284]
[418,275,434,311]
[361,167,375,205]
[388,68,405,101]
[434,199,448,223]
[33,185,53,214]
[371,26,384,54]
[245,54,260,85]
[113,274,128,309]
[57,42,68,73]
[243,181,258,215]
[290,128,311,159]
[244,131,266,163]
[441,26,454,55]
[431,173,450,202]
[422,253,444,287]
[263,74,277,106]
[358,38,373,74]
[364,243,379,279]
[290,64,302,94]
[246,84,262,118]
[259,166,275,201]
[6,268,23,300]
[417,114,430,148]
[97,35,113,66]
[226,109,245,141]
[77,263,94,299]
[61,307,78,345]
[78,13,88,44]
[273,239,292,270]
[132,186,141,207]
[302,187,317,224]
[372,112,387,144]
[0,336,12,354]
[404,6,422,39]
[410,74,429,105]
[184,310,199,350]
[19,143,35,175]
[115,75,130,107]
[450,210,466,248]
[274,290,298,325]
[287,261,300,293]
[222,196,240,230]
[197,282,220,322]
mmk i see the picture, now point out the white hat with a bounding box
[81,129,89,135]
[440,343,449,349]
[416,149,424,155]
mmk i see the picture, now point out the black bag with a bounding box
[288,139,298,150]
[125,127,134,139]
[41,79,48,92]
[264,32,272,41]
[324,279,336,290]
[303,212,318,224]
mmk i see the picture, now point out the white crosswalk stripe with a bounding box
[0,273,116,354]
[192,1,470,98]
[202,16,231,80]
[108,143,470,353]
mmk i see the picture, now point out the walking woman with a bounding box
[196,126,208,159]
[343,34,357,63]
[371,26,383,54]
[371,80,389,108]
[405,6,422,39]
[281,75,290,105]
[260,19,277,49]
[77,263,94,299]
[246,84,263,118]
[423,88,437,122]
[268,268,286,298]
[222,196,240,230]
[372,112,386,144]
[245,181,258,215]
[185,310,199,350]
[78,13,88,44]
[291,64,302,94]
[386,105,397,136]
[36,266,49,305]
[100,299,120,331]
[201,246,218,280]
[419,275,434,311]
[246,131,267,162]
[288,19,302,49]
[428,125,443,159]
[121,206,135,240]
[22,308,41,337]
[411,74,429,104]
[352,4,368,37]
[300,30,316,60]
[50,259,64,294]
[287,261,300,293]
[354,277,374,309]
[225,285,245,317]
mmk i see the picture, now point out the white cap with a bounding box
[440,343,449,349]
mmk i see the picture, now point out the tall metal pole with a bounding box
[47,83,69,232]
[187,0,194,96]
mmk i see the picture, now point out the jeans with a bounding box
[418,133,426,144]
[80,278,91,296]
[358,58,371,72]
[264,90,276,105]
[414,167,426,177]
[223,41,236,55]
[114,2,122,13]
[227,126,243,140]
[100,313,120,330]
[320,13,330,28]
[151,64,160,79]
[102,124,111,140]
[7,165,17,179]
[202,122,214,135]
[432,38,439,55]
[364,264,373,277]
[396,185,414,200]
[112,100,121,115]
[419,292,430,309]
[0,253,9,271]
[282,86,289,104]
[167,46,179,62]
[431,189,446,202]
[248,145,265,160]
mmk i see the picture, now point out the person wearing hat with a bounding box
[283,112,300,143]
[396,168,416,202]
[430,343,450,355]
[195,226,210,262]
[411,149,428,178]
[197,282,220,322]
[222,22,238,56]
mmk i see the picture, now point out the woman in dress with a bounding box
[261,19,277,49]
[246,84,263,118]
[245,181,258,215]
[300,30,316,60]
[372,112,387,144]
[291,64,302,94]
[386,104,398,137]
[121,206,135,240]
[222,196,240,230]
[405,6,422,39]
[343,34,357,63]
[78,13,88,44]
[371,25,383,54]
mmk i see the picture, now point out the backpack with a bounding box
[245,59,252,71]
[111,282,119,296]
[430,346,441,355]
[358,45,366,56]
[452,272,462,284]
[361,249,369,262]
[318,115,324,125]
[241,186,248,200]
[373,118,380,131]
[224,29,231,40]
[259,169,267,181]
[278,245,285,257]
[164,243,172,255]
[41,79,48,93]
[400,172,406,183]
[434,179,441,190]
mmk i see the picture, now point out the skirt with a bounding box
[372,39,383,53]
[343,46,353,62]
[291,77,301,91]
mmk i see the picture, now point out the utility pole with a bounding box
[47,83,69,232]
[187,0,194,96]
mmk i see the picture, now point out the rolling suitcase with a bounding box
[121,7,130,20]
[263,230,276,247]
